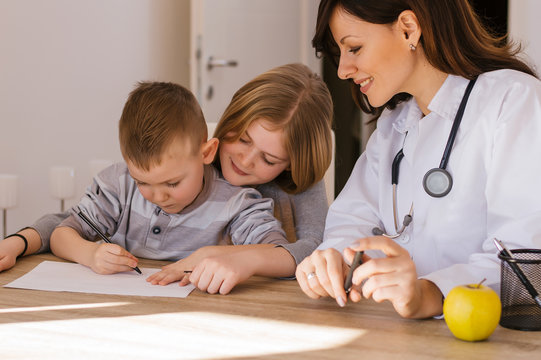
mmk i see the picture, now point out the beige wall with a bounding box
[0,0,190,234]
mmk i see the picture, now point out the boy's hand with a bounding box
[89,243,139,275]
[146,260,191,286]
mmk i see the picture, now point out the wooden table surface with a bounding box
[0,253,539,360]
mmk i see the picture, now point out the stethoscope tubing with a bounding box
[373,77,478,238]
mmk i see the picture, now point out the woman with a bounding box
[1,63,334,295]
[296,0,541,319]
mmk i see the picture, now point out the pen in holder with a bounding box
[497,245,541,331]
[0,174,18,238]
[49,166,75,212]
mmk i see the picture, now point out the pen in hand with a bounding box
[344,251,364,295]
[77,210,142,275]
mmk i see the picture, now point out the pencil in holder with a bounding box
[498,249,541,331]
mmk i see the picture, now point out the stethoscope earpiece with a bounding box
[423,168,453,198]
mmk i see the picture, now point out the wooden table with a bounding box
[0,254,539,359]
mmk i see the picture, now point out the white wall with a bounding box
[509,0,541,71]
[0,0,190,235]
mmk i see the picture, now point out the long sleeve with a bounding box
[31,211,70,253]
[320,129,384,255]
[277,180,329,264]
[226,188,288,246]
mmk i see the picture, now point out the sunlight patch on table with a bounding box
[0,302,131,314]
[0,311,366,359]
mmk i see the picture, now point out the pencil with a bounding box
[77,210,142,275]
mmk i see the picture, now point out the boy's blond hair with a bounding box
[214,63,333,194]
[119,81,207,171]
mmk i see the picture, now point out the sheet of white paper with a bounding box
[4,261,195,298]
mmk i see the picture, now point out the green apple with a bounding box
[443,281,501,342]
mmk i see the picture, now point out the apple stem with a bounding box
[477,278,487,288]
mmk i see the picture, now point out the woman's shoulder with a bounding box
[478,69,541,95]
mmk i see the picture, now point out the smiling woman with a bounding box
[296,0,541,320]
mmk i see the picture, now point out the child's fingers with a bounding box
[193,270,213,293]
[206,273,226,294]
[92,244,139,274]
[157,272,183,286]
[178,274,191,286]
[104,244,139,268]
[188,265,204,289]
[0,255,16,272]
[146,271,167,284]
[104,243,138,261]
[91,259,135,275]
[218,276,237,295]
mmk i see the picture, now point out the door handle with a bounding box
[207,56,238,70]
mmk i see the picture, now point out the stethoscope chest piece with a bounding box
[423,168,453,198]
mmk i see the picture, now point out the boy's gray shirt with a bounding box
[32,168,328,265]
[52,163,287,261]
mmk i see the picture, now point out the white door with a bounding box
[190,0,320,124]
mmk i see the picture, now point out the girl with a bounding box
[296,0,541,319]
[1,63,334,295]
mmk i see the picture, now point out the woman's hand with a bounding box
[346,236,443,319]
[88,242,139,275]
[296,248,350,307]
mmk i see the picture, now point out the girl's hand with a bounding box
[89,243,139,275]
[346,236,443,319]
[188,252,256,295]
[295,248,350,307]
[146,260,191,286]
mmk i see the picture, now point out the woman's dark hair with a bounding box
[314,0,537,117]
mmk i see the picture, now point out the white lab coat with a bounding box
[321,69,541,296]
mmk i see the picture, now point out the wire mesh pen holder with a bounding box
[0,174,18,238]
[498,249,541,331]
[49,166,75,212]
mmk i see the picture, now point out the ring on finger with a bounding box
[307,272,317,280]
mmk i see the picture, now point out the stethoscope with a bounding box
[372,78,477,238]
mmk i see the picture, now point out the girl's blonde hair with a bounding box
[214,63,333,194]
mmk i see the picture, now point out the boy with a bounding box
[50,82,289,280]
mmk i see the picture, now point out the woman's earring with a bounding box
[409,44,416,51]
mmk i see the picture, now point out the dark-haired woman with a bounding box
[297,0,541,319]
